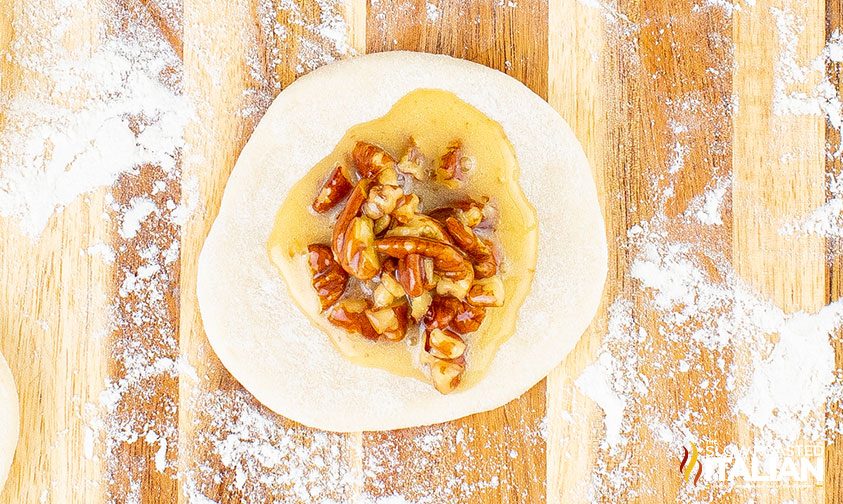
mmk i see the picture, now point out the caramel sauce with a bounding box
[268,89,538,389]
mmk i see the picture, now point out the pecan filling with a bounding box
[306,140,504,394]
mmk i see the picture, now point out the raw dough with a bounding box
[0,352,18,490]
[198,51,607,432]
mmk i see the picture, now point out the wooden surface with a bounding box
[1,0,842,502]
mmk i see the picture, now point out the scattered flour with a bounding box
[6,0,843,502]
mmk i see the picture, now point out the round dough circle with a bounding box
[198,51,607,432]
[0,352,18,489]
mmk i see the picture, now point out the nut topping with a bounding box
[391,194,420,224]
[343,216,381,280]
[312,165,353,213]
[307,136,509,394]
[397,253,427,297]
[410,291,433,321]
[444,216,497,278]
[422,295,462,330]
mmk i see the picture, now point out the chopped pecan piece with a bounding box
[312,166,353,213]
[452,302,486,333]
[352,142,396,178]
[426,328,466,360]
[391,194,420,224]
[435,271,473,300]
[373,215,391,235]
[410,291,433,321]
[436,142,473,186]
[342,216,381,280]
[429,199,487,228]
[363,184,404,220]
[466,276,505,307]
[383,304,410,341]
[422,295,462,330]
[397,137,428,180]
[372,272,405,308]
[327,299,379,340]
[430,358,464,394]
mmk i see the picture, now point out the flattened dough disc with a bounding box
[198,52,608,432]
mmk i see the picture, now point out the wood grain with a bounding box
[1,0,843,502]
[733,1,826,502]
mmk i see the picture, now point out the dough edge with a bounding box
[197,51,608,432]
[0,352,19,490]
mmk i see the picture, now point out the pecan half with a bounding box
[444,217,497,278]
[374,236,468,275]
[342,216,381,280]
[387,214,452,243]
[327,299,379,340]
[332,179,371,267]
[352,142,396,178]
[312,165,353,213]
[306,244,348,310]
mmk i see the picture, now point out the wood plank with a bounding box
[545,1,612,503]
[363,1,548,503]
[178,1,363,502]
[0,2,111,502]
[559,0,735,501]
[827,0,843,501]
[732,0,826,502]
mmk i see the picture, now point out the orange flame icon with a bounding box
[679,443,703,486]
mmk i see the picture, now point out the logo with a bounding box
[680,443,703,486]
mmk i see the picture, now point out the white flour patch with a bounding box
[0,1,191,238]
[685,177,731,226]
[576,352,628,452]
[425,2,442,22]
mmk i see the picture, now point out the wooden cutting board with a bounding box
[0,0,841,502]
